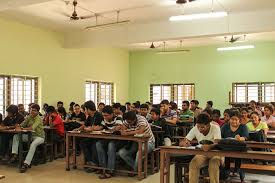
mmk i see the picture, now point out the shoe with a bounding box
[8,155,18,164]
[99,173,112,179]
[85,168,95,173]
[20,163,29,173]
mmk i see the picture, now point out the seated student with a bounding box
[221,110,249,182]
[130,102,140,114]
[145,101,152,113]
[57,106,68,121]
[97,103,105,114]
[125,102,131,113]
[96,106,123,179]
[179,113,222,183]
[76,101,103,169]
[170,101,179,114]
[178,101,194,123]
[240,107,250,125]
[212,109,224,127]
[118,111,155,172]
[9,104,45,173]
[42,103,49,115]
[57,101,64,109]
[0,105,24,160]
[112,103,123,118]
[204,101,214,112]
[140,103,152,121]
[44,106,64,142]
[64,104,86,131]
[190,100,202,119]
[246,112,269,135]
[261,105,275,129]
[18,104,28,117]
[223,109,231,124]
[149,108,171,146]
[160,100,178,125]
[249,100,262,117]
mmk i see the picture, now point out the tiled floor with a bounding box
[0,159,274,183]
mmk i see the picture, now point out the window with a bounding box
[85,81,114,106]
[0,75,38,116]
[231,82,275,103]
[150,84,195,108]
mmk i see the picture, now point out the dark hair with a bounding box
[207,101,213,107]
[57,107,67,115]
[229,110,241,118]
[113,103,122,109]
[121,106,126,113]
[250,111,260,117]
[160,100,169,105]
[212,109,221,116]
[43,103,49,108]
[182,100,190,106]
[81,104,85,111]
[170,102,178,110]
[224,109,231,114]
[125,102,131,105]
[102,105,113,114]
[150,108,160,116]
[123,111,137,121]
[28,103,34,107]
[57,101,63,105]
[46,106,56,113]
[31,104,40,111]
[140,103,149,110]
[84,101,96,111]
[18,104,24,107]
[98,102,105,107]
[203,108,213,116]
[6,105,19,114]
[133,102,140,108]
[135,101,141,105]
[73,104,80,108]
[146,101,151,105]
[264,105,273,113]
[196,113,211,125]
[70,102,75,107]
[250,100,257,105]
[240,107,249,113]
[191,100,199,105]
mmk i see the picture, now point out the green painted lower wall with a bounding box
[0,18,129,107]
[129,42,275,111]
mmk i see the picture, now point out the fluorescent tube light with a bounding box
[169,11,228,21]
[217,45,255,51]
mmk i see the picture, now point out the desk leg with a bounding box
[165,154,170,183]
[50,130,54,162]
[137,141,143,180]
[73,136,77,169]
[160,150,165,183]
[144,141,148,178]
[18,133,23,171]
[65,133,70,171]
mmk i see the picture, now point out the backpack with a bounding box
[217,138,247,151]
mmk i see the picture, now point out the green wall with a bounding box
[0,18,129,107]
[129,42,275,111]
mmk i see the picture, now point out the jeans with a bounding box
[12,134,45,165]
[79,138,98,165]
[118,141,155,171]
[189,155,222,183]
[96,140,117,171]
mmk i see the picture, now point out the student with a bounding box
[57,101,64,109]
[112,103,123,118]
[190,100,202,119]
[130,102,140,114]
[221,110,249,181]
[125,102,131,113]
[9,104,45,173]
[179,101,194,123]
[77,101,103,169]
[246,112,269,135]
[249,100,262,117]
[118,111,155,172]
[223,109,231,124]
[204,101,213,112]
[169,101,179,113]
[0,105,24,160]
[179,113,222,183]
[160,100,177,125]
[97,103,105,113]
[149,108,171,146]
[96,105,123,179]
[212,109,224,127]
[57,106,68,121]
[18,104,28,117]
[64,104,86,131]
[145,101,152,113]
[44,106,64,142]
[140,103,152,121]
[240,107,250,125]
[42,103,49,115]
[261,105,275,129]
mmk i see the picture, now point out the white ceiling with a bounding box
[1,0,275,49]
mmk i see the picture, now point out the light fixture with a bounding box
[217,45,255,51]
[169,11,228,21]
[150,42,156,49]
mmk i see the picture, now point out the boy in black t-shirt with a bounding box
[64,104,86,131]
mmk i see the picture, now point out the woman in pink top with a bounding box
[261,105,275,129]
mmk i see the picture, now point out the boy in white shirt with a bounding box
[180,113,222,183]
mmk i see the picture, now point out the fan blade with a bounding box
[80,14,96,20]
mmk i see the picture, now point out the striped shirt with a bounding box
[123,115,155,144]
[101,116,123,130]
[161,109,178,121]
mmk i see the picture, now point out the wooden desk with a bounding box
[0,129,32,171]
[268,130,275,134]
[160,146,275,183]
[43,126,56,161]
[65,131,149,180]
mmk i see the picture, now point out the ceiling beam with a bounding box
[64,9,275,48]
[0,0,52,11]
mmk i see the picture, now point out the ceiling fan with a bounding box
[60,0,93,20]
[224,35,246,43]
[176,0,197,4]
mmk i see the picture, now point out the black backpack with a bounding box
[217,138,247,151]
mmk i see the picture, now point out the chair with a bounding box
[54,137,65,159]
